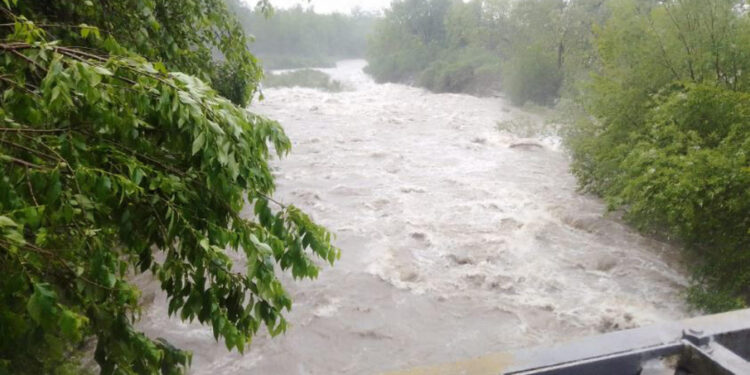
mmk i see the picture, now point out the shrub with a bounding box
[257,55,337,70]
[263,69,343,92]
[611,86,750,307]
[417,48,501,94]
[566,0,750,311]
[501,43,562,106]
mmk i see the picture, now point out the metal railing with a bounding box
[384,309,750,375]
[504,309,750,375]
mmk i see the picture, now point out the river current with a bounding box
[137,60,692,374]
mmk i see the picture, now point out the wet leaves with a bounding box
[0,2,337,374]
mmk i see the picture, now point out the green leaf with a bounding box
[27,283,57,325]
[192,132,206,155]
[92,66,113,76]
[79,24,90,38]
[50,86,60,102]
[59,309,87,340]
[23,206,44,228]
[207,120,225,135]
[199,237,210,250]
[250,234,272,254]
[0,215,18,228]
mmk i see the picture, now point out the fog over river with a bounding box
[137,60,693,374]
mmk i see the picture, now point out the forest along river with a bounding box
[136,60,692,374]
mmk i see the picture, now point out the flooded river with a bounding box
[137,60,692,374]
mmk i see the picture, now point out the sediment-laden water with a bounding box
[137,60,692,374]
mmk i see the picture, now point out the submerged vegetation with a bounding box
[264,69,344,92]
[0,0,338,373]
[369,0,750,311]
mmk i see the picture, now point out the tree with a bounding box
[365,0,452,84]
[366,0,505,93]
[17,0,264,106]
[227,1,376,70]
[501,42,563,105]
[365,0,580,100]
[567,0,750,311]
[0,1,339,373]
[499,0,566,104]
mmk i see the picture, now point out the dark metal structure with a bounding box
[384,309,750,375]
[502,309,750,375]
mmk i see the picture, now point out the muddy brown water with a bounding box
[136,60,692,374]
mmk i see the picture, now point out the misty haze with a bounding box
[2,1,749,375]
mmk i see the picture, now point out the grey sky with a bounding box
[243,0,392,14]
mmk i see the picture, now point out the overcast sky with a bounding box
[243,0,392,14]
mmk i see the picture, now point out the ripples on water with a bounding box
[136,60,691,374]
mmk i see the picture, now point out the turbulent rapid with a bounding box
[137,60,692,374]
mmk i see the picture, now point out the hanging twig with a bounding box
[25,168,39,206]
[0,127,69,133]
[8,49,46,73]
[3,155,45,169]
[0,75,39,96]
[0,138,60,162]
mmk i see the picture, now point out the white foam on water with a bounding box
[137,60,693,374]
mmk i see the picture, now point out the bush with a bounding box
[365,36,437,84]
[263,69,343,92]
[417,48,501,94]
[566,0,750,311]
[570,84,750,311]
[257,55,337,70]
[611,86,750,306]
[501,44,562,106]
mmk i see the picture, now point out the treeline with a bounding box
[228,1,376,69]
[365,0,607,104]
[369,0,750,312]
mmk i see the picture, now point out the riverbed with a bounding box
[137,60,692,374]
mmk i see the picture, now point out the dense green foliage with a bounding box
[0,0,338,373]
[264,69,343,92]
[567,0,750,311]
[366,0,494,93]
[366,0,607,102]
[501,44,562,106]
[229,1,375,69]
[17,0,266,106]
